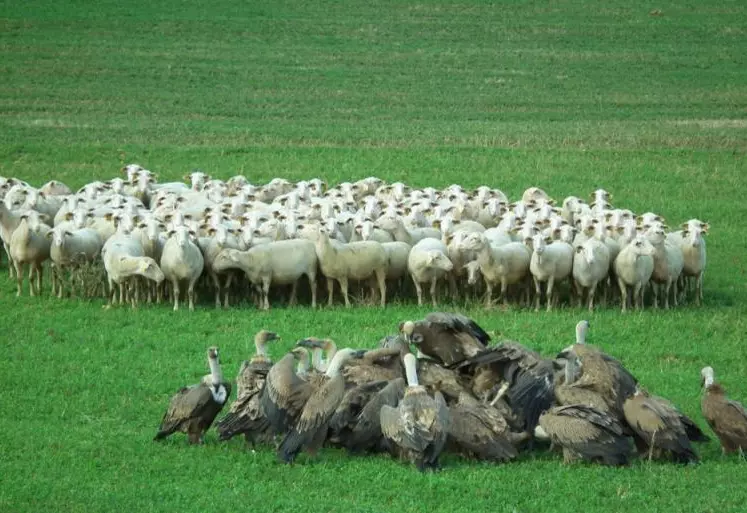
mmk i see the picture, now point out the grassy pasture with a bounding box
[1,0,746,512]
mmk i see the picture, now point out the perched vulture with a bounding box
[537,403,632,466]
[332,377,407,454]
[446,392,529,462]
[260,347,314,436]
[557,320,638,420]
[327,379,392,448]
[554,350,610,412]
[455,340,555,432]
[216,330,280,445]
[399,312,490,367]
[701,366,747,454]
[380,353,450,471]
[154,346,232,444]
[277,347,366,464]
[303,337,337,372]
[622,387,706,464]
[342,346,406,387]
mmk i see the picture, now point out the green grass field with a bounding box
[1,0,746,511]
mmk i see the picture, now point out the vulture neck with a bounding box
[254,337,268,358]
[575,323,587,345]
[703,373,715,389]
[208,355,223,386]
[403,354,419,387]
[295,351,310,377]
[311,347,327,372]
[325,350,351,378]
[324,340,338,366]
[565,356,579,385]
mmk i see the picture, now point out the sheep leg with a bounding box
[633,282,643,310]
[696,272,703,306]
[588,282,598,311]
[288,280,298,306]
[545,275,555,312]
[671,277,678,308]
[223,274,233,308]
[337,277,351,308]
[307,273,317,308]
[412,275,424,306]
[663,279,672,309]
[448,273,459,302]
[261,276,271,310]
[485,282,493,309]
[4,243,15,279]
[14,261,23,296]
[533,277,542,312]
[326,278,335,307]
[188,277,198,312]
[376,269,387,307]
[501,279,510,307]
[430,276,438,307]
[617,277,628,313]
[172,279,180,311]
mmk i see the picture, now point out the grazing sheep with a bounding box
[9,216,52,296]
[160,226,205,311]
[528,233,574,312]
[407,238,454,307]
[459,233,531,308]
[102,233,165,307]
[212,239,318,310]
[572,238,611,311]
[49,226,103,298]
[613,234,656,313]
[303,224,388,308]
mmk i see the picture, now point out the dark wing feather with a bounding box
[425,312,491,346]
[154,384,213,440]
[347,378,406,452]
[328,380,389,437]
[260,354,313,435]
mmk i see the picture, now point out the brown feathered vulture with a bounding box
[701,366,747,455]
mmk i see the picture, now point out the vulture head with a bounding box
[255,330,280,344]
[575,320,590,344]
[700,366,715,389]
[399,321,423,345]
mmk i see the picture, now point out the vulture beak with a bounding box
[352,349,367,359]
[268,332,280,341]
[296,338,324,349]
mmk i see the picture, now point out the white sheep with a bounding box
[458,233,532,308]
[212,238,318,310]
[381,241,412,285]
[528,233,574,311]
[644,223,684,309]
[160,226,205,311]
[667,219,708,305]
[48,226,103,298]
[376,214,440,245]
[102,233,165,307]
[407,237,454,307]
[302,224,388,308]
[613,234,656,312]
[197,224,245,308]
[9,215,51,296]
[572,237,611,311]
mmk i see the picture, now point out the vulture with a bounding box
[154,346,232,444]
[303,337,337,372]
[454,340,555,433]
[446,392,530,462]
[701,366,747,455]
[380,353,450,471]
[216,330,280,445]
[329,377,407,454]
[622,386,706,464]
[260,346,314,436]
[557,320,638,420]
[399,311,490,367]
[277,347,366,464]
[553,350,610,412]
[342,346,406,387]
[536,404,632,466]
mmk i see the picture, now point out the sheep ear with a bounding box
[701,223,710,233]
[64,230,72,236]
[575,245,583,253]
[133,215,142,224]
[188,230,196,238]
[104,212,113,221]
[182,174,190,182]
[544,236,552,244]
[207,228,216,236]
[662,224,670,230]
[45,230,54,239]
[64,212,74,220]
[167,230,175,237]
[119,256,128,262]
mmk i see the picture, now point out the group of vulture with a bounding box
[154,314,747,470]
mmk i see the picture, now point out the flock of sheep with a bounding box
[0,164,709,311]
[153,317,747,470]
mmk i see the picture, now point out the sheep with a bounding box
[613,234,656,313]
[407,237,454,307]
[381,241,412,292]
[482,227,513,247]
[212,239,318,310]
[644,223,684,309]
[572,237,611,311]
[9,216,52,296]
[521,187,552,205]
[527,233,574,312]
[352,219,395,244]
[39,180,73,197]
[160,225,205,311]
[668,219,708,305]
[376,214,440,245]
[102,235,165,308]
[301,224,388,308]
[458,233,531,308]
[48,226,103,298]
[197,224,245,308]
